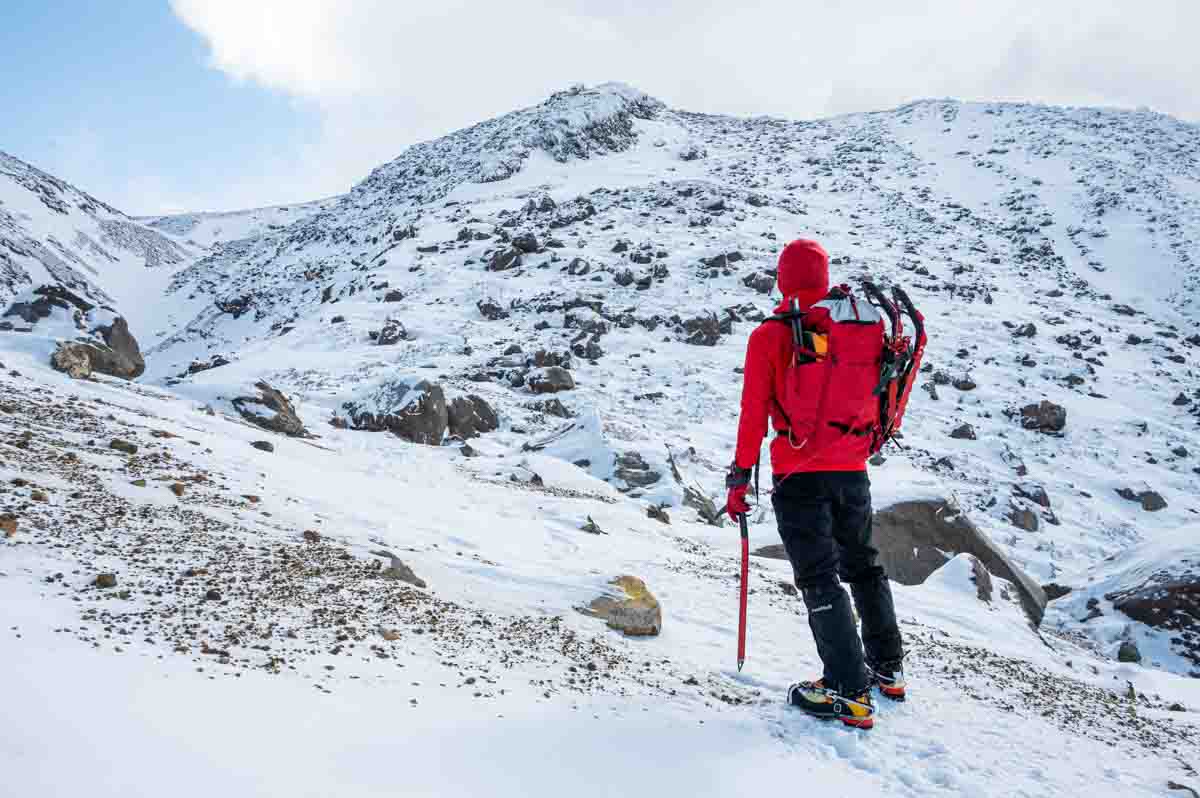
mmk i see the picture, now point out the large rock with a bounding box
[680,313,727,346]
[50,342,93,379]
[577,575,662,636]
[528,366,575,394]
[1020,401,1067,433]
[613,451,660,491]
[344,380,448,445]
[487,247,523,272]
[231,382,310,437]
[90,317,145,379]
[873,499,1048,626]
[4,284,94,323]
[1109,572,1198,668]
[447,395,499,439]
[48,316,145,381]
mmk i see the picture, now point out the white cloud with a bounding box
[167,0,1200,209]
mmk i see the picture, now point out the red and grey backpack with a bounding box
[766,282,927,467]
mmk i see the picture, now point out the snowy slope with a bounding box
[0,151,193,338]
[0,357,1196,797]
[138,197,334,249]
[144,84,1200,671]
[3,84,1200,796]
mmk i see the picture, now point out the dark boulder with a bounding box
[742,272,775,294]
[377,319,407,346]
[1020,401,1067,433]
[512,232,540,253]
[232,382,310,437]
[950,423,977,440]
[50,342,93,379]
[681,313,726,346]
[872,499,1048,626]
[613,451,661,491]
[447,395,499,439]
[1115,487,1167,512]
[477,298,508,320]
[529,366,575,394]
[344,380,448,445]
[89,318,145,378]
[487,247,523,272]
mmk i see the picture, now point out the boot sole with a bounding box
[878,686,906,702]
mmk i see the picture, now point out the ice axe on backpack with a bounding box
[861,281,927,451]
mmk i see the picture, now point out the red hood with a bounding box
[777,239,829,307]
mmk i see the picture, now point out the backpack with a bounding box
[766,282,927,468]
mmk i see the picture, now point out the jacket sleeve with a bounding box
[734,329,773,470]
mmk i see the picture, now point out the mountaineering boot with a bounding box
[870,661,907,702]
[787,679,875,729]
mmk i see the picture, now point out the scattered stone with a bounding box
[581,516,607,535]
[50,342,93,380]
[952,376,977,391]
[682,485,724,526]
[1020,401,1067,433]
[578,576,662,636]
[109,439,138,455]
[1014,483,1051,508]
[95,573,117,589]
[681,313,725,346]
[344,380,448,445]
[528,367,575,394]
[1012,323,1037,338]
[447,395,499,439]
[1007,502,1040,532]
[1117,641,1142,663]
[1174,393,1191,407]
[1115,487,1168,512]
[0,514,16,538]
[969,555,994,602]
[371,549,427,588]
[1042,583,1073,601]
[647,504,670,524]
[377,319,407,346]
[232,382,310,437]
[487,247,523,272]
[251,440,275,453]
[950,423,977,440]
[169,483,186,497]
[614,451,660,491]
[512,232,540,253]
[742,271,775,294]
[204,589,222,602]
[477,298,508,320]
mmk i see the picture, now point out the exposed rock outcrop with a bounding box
[873,499,1048,626]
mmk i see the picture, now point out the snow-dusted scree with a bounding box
[3,84,1199,796]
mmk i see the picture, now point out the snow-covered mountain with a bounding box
[0,151,190,321]
[3,84,1199,796]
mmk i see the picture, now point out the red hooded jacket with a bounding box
[734,239,868,475]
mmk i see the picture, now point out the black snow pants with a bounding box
[772,471,904,695]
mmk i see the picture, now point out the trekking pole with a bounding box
[737,512,749,672]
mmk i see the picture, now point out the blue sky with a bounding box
[1,2,323,214]
[3,1,1196,216]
